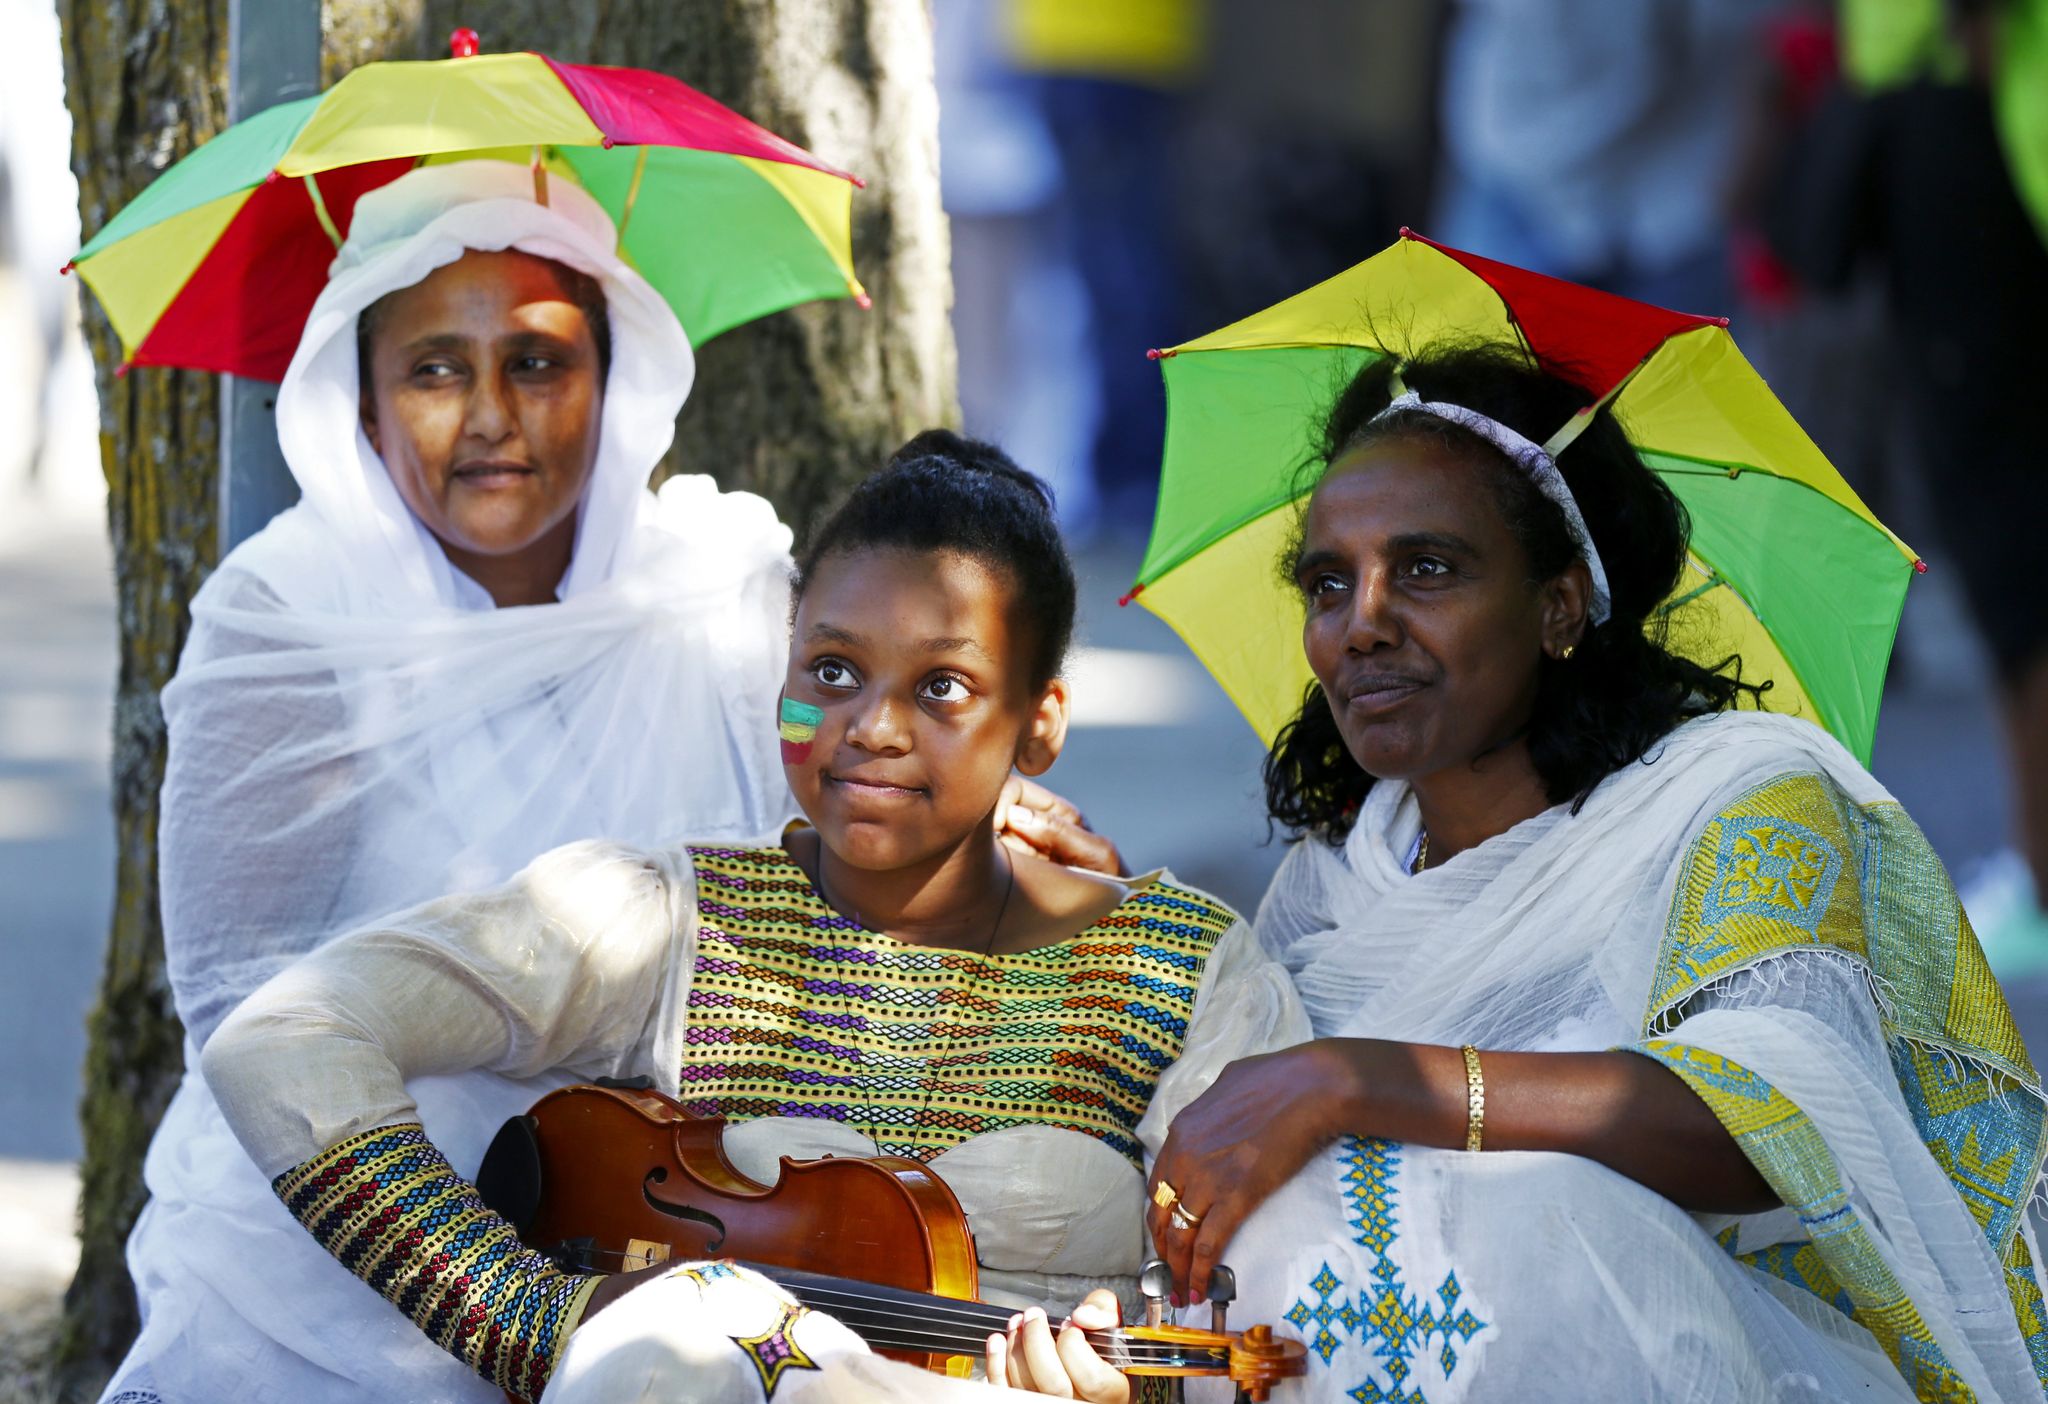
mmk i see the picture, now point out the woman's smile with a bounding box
[1336,667,1429,717]
[449,458,539,490]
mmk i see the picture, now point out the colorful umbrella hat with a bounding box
[1129,230,1921,765]
[67,32,867,381]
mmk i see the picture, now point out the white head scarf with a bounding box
[272,158,694,609]
[159,160,795,1046]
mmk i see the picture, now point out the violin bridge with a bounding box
[622,1238,674,1272]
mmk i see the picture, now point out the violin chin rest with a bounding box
[477,1114,544,1233]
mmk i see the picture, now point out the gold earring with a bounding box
[1560,643,1577,661]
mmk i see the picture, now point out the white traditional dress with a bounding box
[200,843,1305,1401]
[103,161,795,1404]
[1206,710,2048,1403]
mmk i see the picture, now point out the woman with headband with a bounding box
[1000,343,2047,1401]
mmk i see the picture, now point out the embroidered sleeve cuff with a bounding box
[273,1122,600,1400]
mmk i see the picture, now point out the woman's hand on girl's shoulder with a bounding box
[997,777,1125,876]
[986,1291,1130,1402]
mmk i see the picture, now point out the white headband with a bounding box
[1371,387,1613,626]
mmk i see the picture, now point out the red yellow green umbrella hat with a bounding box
[66,33,866,381]
[1129,230,1921,766]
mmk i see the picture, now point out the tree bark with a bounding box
[53,3,226,1395]
[53,1,952,1395]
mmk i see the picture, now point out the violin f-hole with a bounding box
[641,1166,729,1252]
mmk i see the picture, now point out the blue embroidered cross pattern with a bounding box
[1285,1137,1490,1403]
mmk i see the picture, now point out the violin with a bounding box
[478,1082,1307,1399]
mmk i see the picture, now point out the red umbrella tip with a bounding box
[1398,226,1417,240]
[1715,316,1732,328]
[849,175,869,190]
[59,261,74,275]
[262,168,283,185]
[114,360,132,378]
[449,27,481,58]
[1913,558,1930,575]
[1118,583,1146,607]
[1145,348,1173,361]
[852,289,873,310]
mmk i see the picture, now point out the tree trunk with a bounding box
[52,3,226,1395]
[53,2,952,1396]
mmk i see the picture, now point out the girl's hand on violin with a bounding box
[1148,1041,1367,1302]
[996,777,1125,876]
[986,1294,1129,1402]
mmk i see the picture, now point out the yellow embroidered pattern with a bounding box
[1641,772,2048,1399]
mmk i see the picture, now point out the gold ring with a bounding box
[1171,1203,1203,1230]
[1151,1180,1179,1210]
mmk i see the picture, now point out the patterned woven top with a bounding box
[681,845,1237,1165]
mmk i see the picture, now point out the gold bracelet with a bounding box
[1460,1044,1486,1153]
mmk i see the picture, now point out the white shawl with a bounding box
[1221,710,2048,1402]
[107,160,794,1404]
[159,159,794,1046]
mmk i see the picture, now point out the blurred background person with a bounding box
[1432,0,1779,313]
[995,0,1204,541]
[1761,0,2048,959]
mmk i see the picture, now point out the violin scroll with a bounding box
[1227,1322,1304,1401]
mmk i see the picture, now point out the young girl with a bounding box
[201,430,1306,1404]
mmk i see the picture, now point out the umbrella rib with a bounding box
[616,146,651,242]
[303,172,344,251]
[1662,552,1825,734]
[1653,570,1727,619]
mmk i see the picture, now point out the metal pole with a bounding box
[219,0,321,551]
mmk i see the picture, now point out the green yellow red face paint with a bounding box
[779,697,824,765]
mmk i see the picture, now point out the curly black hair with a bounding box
[1265,342,1769,842]
[792,429,1077,688]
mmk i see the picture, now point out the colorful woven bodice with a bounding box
[680,845,1235,1166]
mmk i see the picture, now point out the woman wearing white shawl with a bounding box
[104,159,796,1404]
[1053,346,2048,1403]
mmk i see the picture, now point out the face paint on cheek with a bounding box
[779,697,824,766]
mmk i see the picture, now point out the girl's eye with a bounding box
[919,674,970,703]
[811,659,858,691]
[513,354,559,374]
[1404,556,1451,578]
[412,360,460,381]
[1303,571,1349,599]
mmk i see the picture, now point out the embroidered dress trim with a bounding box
[1637,772,2048,1398]
[273,1122,600,1401]
[680,846,1234,1164]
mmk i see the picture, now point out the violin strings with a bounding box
[561,1255,1228,1366]
[768,1299,1223,1365]
[769,1296,1220,1361]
